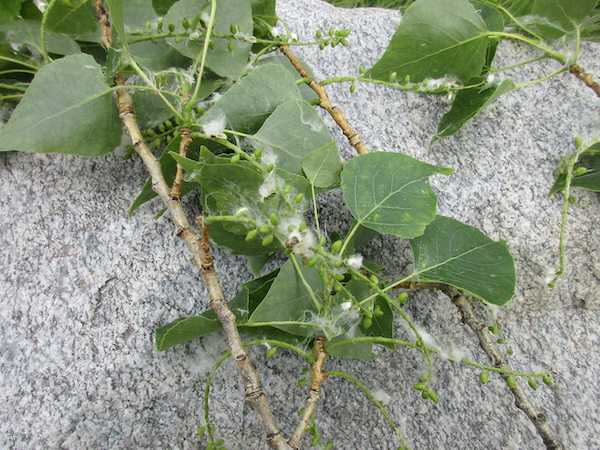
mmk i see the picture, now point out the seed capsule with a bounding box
[333,259,344,268]
[168,23,175,32]
[306,256,318,268]
[262,234,274,246]
[328,28,335,36]
[479,371,489,384]
[266,164,275,172]
[370,274,378,284]
[340,38,349,46]
[230,154,240,164]
[397,292,409,303]
[316,29,323,38]
[259,225,270,234]
[182,19,189,29]
[488,326,498,334]
[299,221,308,232]
[266,347,277,358]
[245,230,258,242]
[334,273,345,281]
[158,123,166,132]
[542,375,552,386]
[575,137,583,147]
[228,41,234,53]
[428,391,438,403]
[507,377,516,389]
[269,213,279,226]
[331,240,343,253]
[574,167,587,175]
[362,317,372,329]
[254,148,264,159]
[528,378,538,390]
[350,83,356,93]
[294,193,304,203]
[230,24,237,34]
[389,72,398,82]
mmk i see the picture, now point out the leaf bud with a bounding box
[316,29,323,38]
[269,213,279,226]
[259,224,270,234]
[299,221,308,232]
[479,371,489,384]
[359,65,365,74]
[168,23,175,33]
[197,426,206,436]
[574,137,583,147]
[542,375,552,386]
[230,154,241,164]
[574,167,587,175]
[228,41,235,53]
[245,229,258,242]
[230,24,237,34]
[266,347,277,358]
[294,193,304,203]
[331,240,343,253]
[350,83,356,93]
[306,256,318,268]
[362,317,372,329]
[397,292,409,303]
[262,234,274,246]
[506,377,516,389]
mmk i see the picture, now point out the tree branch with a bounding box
[170,127,192,201]
[280,45,368,155]
[442,287,564,450]
[569,64,600,98]
[94,2,289,447]
[288,336,329,449]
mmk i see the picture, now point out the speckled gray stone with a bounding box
[1,1,599,449]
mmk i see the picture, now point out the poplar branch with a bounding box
[288,336,329,449]
[94,2,289,447]
[280,45,368,155]
[569,64,600,98]
[442,287,564,450]
[170,128,192,201]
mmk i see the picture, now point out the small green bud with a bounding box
[362,317,372,329]
[421,390,429,400]
[157,19,164,30]
[340,38,349,46]
[507,377,516,389]
[284,247,293,255]
[575,137,583,147]
[574,167,587,175]
[299,221,308,232]
[402,74,410,84]
[269,213,279,226]
[254,148,264,159]
[228,41,235,53]
[312,436,319,446]
[262,234,274,246]
[316,29,323,38]
[259,225,270,234]
[337,29,351,37]
[328,28,335,36]
[497,338,505,344]
[265,164,275,172]
[283,184,291,194]
[359,65,365,74]
[488,326,499,334]
[333,282,342,292]
[298,408,305,415]
[166,135,173,142]
[389,72,398,82]
[350,83,356,93]
[230,24,237,34]
[568,196,576,204]
[413,383,426,391]
[335,273,345,281]
[333,259,344,268]
[298,379,308,386]
[331,39,339,48]
[528,378,538,390]
[397,292,409,303]
[306,256,318,268]
[195,106,204,115]
[373,307,384,317]
[319,43,325,50]
[479,371,489,384]
[230,154,241,164]
[507,348,514,355]
[266,347,277,358]
[197,426,206,436]
[245,229,258,242]
[145,20,151,29]
[419,374,429,383]
[370,274,379,285]
[158,123,166,133]
[326,442,333,450]
[168,22,175,32]
[182,18,189,29]
[557,166,565,174]
[209,40,215,50]
[428,391,438,403]
[543,375,552,386]
[294,193,304,203]
[331,240,343,253]
[364,310,373,319]
[319,236,327,246]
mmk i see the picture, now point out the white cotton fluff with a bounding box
[203,114,226,139]
[270,26,282,38]
[286,229,316,255]
[373,389,392,405]
[258,173,283,199]
[346,254,363,270]
[340,301,352,311]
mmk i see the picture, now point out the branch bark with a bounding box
[569,64,600,98]
[280,45,369,155]
[442,287,564,450]
[288,336,329,449]
[94,3,290,448]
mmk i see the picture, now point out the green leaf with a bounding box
[258,55,319,103]
[0,19,81,55]
[580,9,600,42]
[409,215,516,305]
[341,152,453,238]
[302,142,342,189]
[156,270,280,351]
[248,256,324,337]
[252,100,337,176]
[550,142,600,195]
[431,78,515,146]
[105,0,128,51]
[0,0,24,23]
[164,0,252,78]
[200,64,302,134]
[529,0,597,38]
[250,0,277,51]
[0,54,121,157]
[366,0,489,83]
[45,0,97,35]
[152,0,177,15]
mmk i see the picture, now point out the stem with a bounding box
[291,255,323,311]
[514,67,567,89]
[484,32,567,63]
[169,128,193,200]
[0,56,39,70]
[569,64,600,98]
[40,0,58,62]
[444,288,564,450]
[489,55,548,72]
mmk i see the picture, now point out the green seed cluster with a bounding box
[315,28,351,50]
